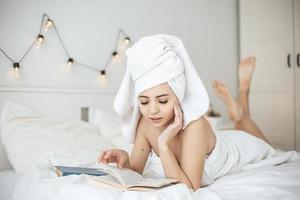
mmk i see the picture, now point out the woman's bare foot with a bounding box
[212,81,244,122]
[239,56,256,91]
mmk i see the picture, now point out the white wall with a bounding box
[0,0,239,122]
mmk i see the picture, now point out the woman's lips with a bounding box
[150,117,162,123]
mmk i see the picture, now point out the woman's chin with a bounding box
[151,121,163,127]
[152,123,163,127]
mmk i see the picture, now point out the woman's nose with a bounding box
[149,102,159,114]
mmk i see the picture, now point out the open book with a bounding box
[89,163,179,191]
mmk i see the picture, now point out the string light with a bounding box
[44,19,54,32]
[112,51,118,57]
[112,51,121,63]
[67,57,74,67]
[0,14,132,83]
[35,34,44,48]
[10,62,20,79]
[124,37,130,44]
[13,62,20,73]
[98,70,107,85]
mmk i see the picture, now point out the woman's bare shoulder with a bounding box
[184,117,211,132]
[181,117,215,152]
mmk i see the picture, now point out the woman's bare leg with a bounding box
[212,80,270,144]
[238,56,256,115]
[212,81,244,122]
[234,116,270,144]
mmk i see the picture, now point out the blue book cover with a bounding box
[54,166,108,177]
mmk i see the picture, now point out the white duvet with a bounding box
[11,148,300,200]
[3,102,300,199]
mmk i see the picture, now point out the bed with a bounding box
[0,169,20,200]
[0,88,300,200]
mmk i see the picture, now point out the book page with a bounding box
[91,175,122,189]
[96,163,145,186]
[127,178,178,188]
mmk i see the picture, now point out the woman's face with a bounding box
[138,83,178,127]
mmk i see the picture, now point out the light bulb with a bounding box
[112,51,121,63]
[11,62,20,79]
[67,58,74,67]
[13,62,20,72]
[44,19,54,32]
[98,70,107,85]
[35,34,44,48]
[124,37,130,44]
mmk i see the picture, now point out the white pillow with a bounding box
[92,109,132,152]
[1,101,114,174]
[92,109,158,177]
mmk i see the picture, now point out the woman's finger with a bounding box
[174,103,178,116]
[105,151,112,162]
[118,156,126,169]
[108,156,117,163]
[101,151,111,164]
[99,151,107,162]
[106,151,112,158]
[176,104,182,118]
[175,103,183,129]
[98,151,105,163]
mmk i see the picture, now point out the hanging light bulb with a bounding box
[13,62,20,73]
[112,51,118,58]
[11,62,20,79]
[98,70,107,85]
[124,37,130,44]
[44,19,54,32]
[67,58,74,67]
[112,51,121,63]
[35,34,44,48]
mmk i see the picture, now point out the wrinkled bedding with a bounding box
[10,148,300,200]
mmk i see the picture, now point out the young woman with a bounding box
[98,35,274,190]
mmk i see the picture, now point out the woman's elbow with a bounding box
[191,184,201,191]
[182,180,201,191]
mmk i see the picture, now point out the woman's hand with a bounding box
[98,149,131,169]
[158,101,184,147]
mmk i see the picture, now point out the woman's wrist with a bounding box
[158,140,171,153]
[158,131,172,147]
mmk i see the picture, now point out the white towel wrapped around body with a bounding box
[148,130,300,185]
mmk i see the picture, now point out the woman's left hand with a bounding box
[158,101,184,147]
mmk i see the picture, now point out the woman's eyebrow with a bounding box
[156,94,169,98]
[138,95,149,98]
[138,94,169,98]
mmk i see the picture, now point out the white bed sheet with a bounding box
[9,149,300,200]
[204,158,300,199]
[0,169,20,200]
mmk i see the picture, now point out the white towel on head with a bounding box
[168,73,185,102]
[114,34,209,143]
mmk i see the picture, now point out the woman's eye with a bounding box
[140,102,148,105]
[159,100,168,104]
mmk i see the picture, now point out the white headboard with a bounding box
[0,86,117,171]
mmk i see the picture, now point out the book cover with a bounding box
[54,166,108,177]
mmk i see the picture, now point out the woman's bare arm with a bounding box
[159,117,212,190]
[129,117,152,174]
